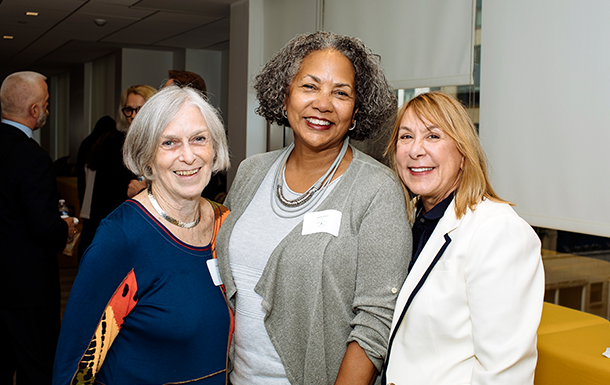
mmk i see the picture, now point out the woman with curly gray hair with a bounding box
[216,31,412,385]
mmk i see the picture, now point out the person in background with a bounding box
[76,116,115,206]
[128,70,227,202]
[53,86,231,384]
[116,84,157,132]
[216,31,411,385]
[75,115,115,261]
[383,91,544,384]
[78,85,156,258]
[0,71,74,384]
[165,69,207,95]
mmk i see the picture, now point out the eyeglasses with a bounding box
[121,106,142,117]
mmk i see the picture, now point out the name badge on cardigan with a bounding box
[302,210,342,237]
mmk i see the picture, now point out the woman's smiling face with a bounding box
[284,49,357,152]
[125,92,145,126]
[151,104,215,201]
[395,107,464,212]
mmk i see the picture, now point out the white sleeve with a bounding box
[464,212,544,385]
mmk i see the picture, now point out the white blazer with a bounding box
[385,198,544,385]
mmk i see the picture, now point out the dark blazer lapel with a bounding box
[392,199,461,320]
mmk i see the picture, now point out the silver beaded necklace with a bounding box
[148,186,201,229]
[271,137,349,218]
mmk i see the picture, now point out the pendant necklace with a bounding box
[271,137,349,218]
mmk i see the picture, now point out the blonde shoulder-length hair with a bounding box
[385,91,508,222]
[116,84,158,132]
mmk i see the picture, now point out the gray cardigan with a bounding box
[216,146,412,385]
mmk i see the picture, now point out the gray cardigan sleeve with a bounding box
[347,171,412,370]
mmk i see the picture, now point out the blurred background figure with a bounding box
[77,85,156,261]
[75,115,115,261]
[54,86,231,385]
[76,116,115,206]
[164,69,207,95]
[0,71,74,385]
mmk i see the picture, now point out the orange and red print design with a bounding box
[71,270,138,385]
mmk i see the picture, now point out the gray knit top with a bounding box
[216,146,412,385]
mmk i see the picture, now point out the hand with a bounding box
[127,179,147,198]
[62,216,76,243]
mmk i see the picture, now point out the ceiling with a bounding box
[0,0,239,79]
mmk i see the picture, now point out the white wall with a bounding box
[325,0,475,89]
[480,0,610,237]
[263,0,319,59]
[185,48,229,137]
[227,0,274,186]
[121,48,173,91]
[186,49,224,109]
[91,52,118,127]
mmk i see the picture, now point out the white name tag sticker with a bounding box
[302,210,342,237]
[206,258,223,286]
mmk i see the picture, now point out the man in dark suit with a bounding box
[0,71,75,384]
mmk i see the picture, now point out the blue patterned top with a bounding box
[53,199,230,385]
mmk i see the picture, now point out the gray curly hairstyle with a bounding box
[254,31,396,141]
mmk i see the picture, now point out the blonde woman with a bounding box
[383,91,544,385]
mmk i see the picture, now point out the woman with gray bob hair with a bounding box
[54,85,232,384]
[124,85,229,180]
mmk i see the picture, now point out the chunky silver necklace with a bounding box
[148,186,201,229]
[271,137,349,218]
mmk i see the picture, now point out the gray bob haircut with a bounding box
[123,86,230,181]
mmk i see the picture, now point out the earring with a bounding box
[348,120,357,131]
[283,109,288,118]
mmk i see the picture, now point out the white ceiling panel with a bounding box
[3,0,88,13]
[101,11,221,45]
[0,8,74,31]
[78,1,155,19]
[134,0,232,16]
[156,16,229,49]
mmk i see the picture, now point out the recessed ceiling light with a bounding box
[3,36,14,39]
[26,12,39,16]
